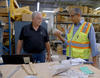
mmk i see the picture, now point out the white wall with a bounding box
[45,13,54,33]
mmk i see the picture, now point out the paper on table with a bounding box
[49,60,71,76]
[70,58,86,66]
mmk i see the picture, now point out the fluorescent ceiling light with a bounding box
[95,7,100,10]
[42,10,55,13]
[37,2,40,11]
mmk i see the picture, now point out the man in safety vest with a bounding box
[54,8,98,66]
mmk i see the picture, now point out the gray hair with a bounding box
[70,8,82,16]
[32,11,42,19]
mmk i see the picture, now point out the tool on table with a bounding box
[21,62,37,75]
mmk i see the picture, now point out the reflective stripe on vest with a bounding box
[82,22,92,34]
[67,42,90,49]
[67,45,90,49]
[67,41,90,44]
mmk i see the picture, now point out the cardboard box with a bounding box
[0,17,8,23]
[54,7,63,12]
[57,45,63,55]
[88,8,93,14]
[83,6,88,14]
[0,0,8,7]
[3,24,9,30]
[0,8,8,13]
[0,13,8,17]
[22,14,32,21]
[56,14,62,22]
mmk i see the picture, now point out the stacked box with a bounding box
[83,6,88,14]
[57,45,63,55]
[0,0,8,16]
[54,7,63,12]
[22,14,32,21]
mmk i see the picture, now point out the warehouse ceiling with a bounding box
[17,0,100,11]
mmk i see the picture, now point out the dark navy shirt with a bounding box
[19,23,49,53]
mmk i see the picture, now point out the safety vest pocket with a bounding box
[72,48,84,58]
[77,32,87,42]
[72,48,90,59]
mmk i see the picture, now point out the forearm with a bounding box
[45,42,50,55]
[57,35,65,43]
[16,40,23,54]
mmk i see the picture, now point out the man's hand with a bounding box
[92,56,97,67]
[46,54,51,62]
[54,29,62,37]
[92,63,97,67]
[53,29,65,43]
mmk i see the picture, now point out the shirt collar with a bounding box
[80,19,85,24]
[30,23,41,31]
[74,19,85,26]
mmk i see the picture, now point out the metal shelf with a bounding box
[82,14,100,17]
[54,22,72,24]
[93,23,100,24]
[55,22,100,25]
[3,0,12,55]
[55,12,100,17]
[95,32,100,34]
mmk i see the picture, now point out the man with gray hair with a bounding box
[16,11,51,62]
[54,8,98,67]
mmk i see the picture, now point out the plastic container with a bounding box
[63,49,66,55]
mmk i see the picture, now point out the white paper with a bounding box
[70,58,86,66]
[50,61,71,76]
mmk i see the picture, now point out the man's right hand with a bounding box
[54,29,62,37]
[53,29,65,43]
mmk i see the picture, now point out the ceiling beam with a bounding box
[17,0,100,9]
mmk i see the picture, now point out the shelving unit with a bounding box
[8,0,12,55]
[0,0,12,55]
[55,22,100,25]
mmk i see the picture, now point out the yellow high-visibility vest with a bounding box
[66,22,92,59]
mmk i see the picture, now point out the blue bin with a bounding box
[63,49,66,55]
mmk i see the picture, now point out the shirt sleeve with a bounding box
[64,29,68,45]
[44,29,49,42]
[88,24,99,57]
[19,27,24,40]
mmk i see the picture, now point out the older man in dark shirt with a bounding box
[16,12,51,63]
